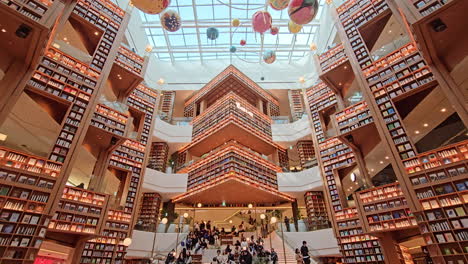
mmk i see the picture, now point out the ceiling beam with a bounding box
[192,0,204,63]
[142,21,321,28]
[159,14,175,64]
[150,48,315,53]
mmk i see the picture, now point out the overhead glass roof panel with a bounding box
[141,0,326,62]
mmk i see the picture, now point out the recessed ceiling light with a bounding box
[415,130,420,134]
[0,133,7,141]
[371,169,374,172]
[388,30,392,33]
[344,66,347,69]
[379,161,384,164]
[423,123,428,127]
[1,29,6,33]
[338,82,342,85]
[385,156,389,160]
[441,108,446,112]
[63,37,68,41]
[94,31,99,35]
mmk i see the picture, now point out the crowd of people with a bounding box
[164,220,281,264]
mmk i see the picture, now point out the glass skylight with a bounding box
[139,0,326,62]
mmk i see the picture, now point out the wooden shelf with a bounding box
[183,92,278,156]
[356,182,418,233]
[288,89,305,122]
[0,147,62,263]
[136,192,161,232]
[297,141,315,168]
[0,0,64,71]
[159,91,175,122]
[304,191,330,230]
[48,186,109,237]
[147,142,169,172]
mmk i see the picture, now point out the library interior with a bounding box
[0,0,466,262]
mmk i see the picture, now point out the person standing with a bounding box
[270,248,278,264]
[295,248,303,264]
[284,216,290,232]
[300,241,310,264]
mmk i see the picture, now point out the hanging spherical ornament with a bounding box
[269,0,289,10]
[232,18,240,27]
[288,20,303,33]
[263,50,276,64]
[252,11,272,34]
[270,26,279,35]
[288,0,319,25]
[206,27,219,40]
[240,40,246,46]
[230,46,237,53]
[160,10,181,32]
[132,0,170,14]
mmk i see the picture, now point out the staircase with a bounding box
[267,232,298,264]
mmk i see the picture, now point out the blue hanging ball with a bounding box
[230,46,237,53]
[206,27,219,40]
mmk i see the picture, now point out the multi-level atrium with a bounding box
[0,0,467,262]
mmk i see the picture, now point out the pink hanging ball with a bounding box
[288,0,319,25]
[240,40,246,46]
[252,11,272,34]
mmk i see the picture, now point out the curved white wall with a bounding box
[142,168,188,199]
[127,230,188,258]
[282,229,340,257]
[152,115,312,146]
[152,117,192,143]
[277,167,322,193]
[143,167,322,197]
[272,116,312,146]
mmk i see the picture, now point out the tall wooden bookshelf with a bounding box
[288,89,305,122]
[137,192,161,232]
[159,91,175,122]
[304,191,330,230]
[296,141,315,168]
[305,82,386,263]
[313,0,468,262]
[147,142,169,172]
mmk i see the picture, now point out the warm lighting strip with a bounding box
[172,172,294,202]
[402,140,468,174]
[136,84,158,99]
[319,43,345,61]
[191,91,272,124]
[184,65,279,107]
[115,46,144,75]
[179,141,281,173]
[46,47,101,77]
[123,139,146,153]
[362,43,417,77]
[357,182,405,203]
[77,0,124,21]
[180,116,279,154]
[0,146,62,175]
[95,104,129,123]
[319,43,349,74]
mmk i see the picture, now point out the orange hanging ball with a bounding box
[133,0,170,14]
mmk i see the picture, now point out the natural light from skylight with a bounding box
[139,0,326,62]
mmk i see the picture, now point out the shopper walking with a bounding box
[300,241,310,264]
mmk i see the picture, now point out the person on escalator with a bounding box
[301,241,311,264]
